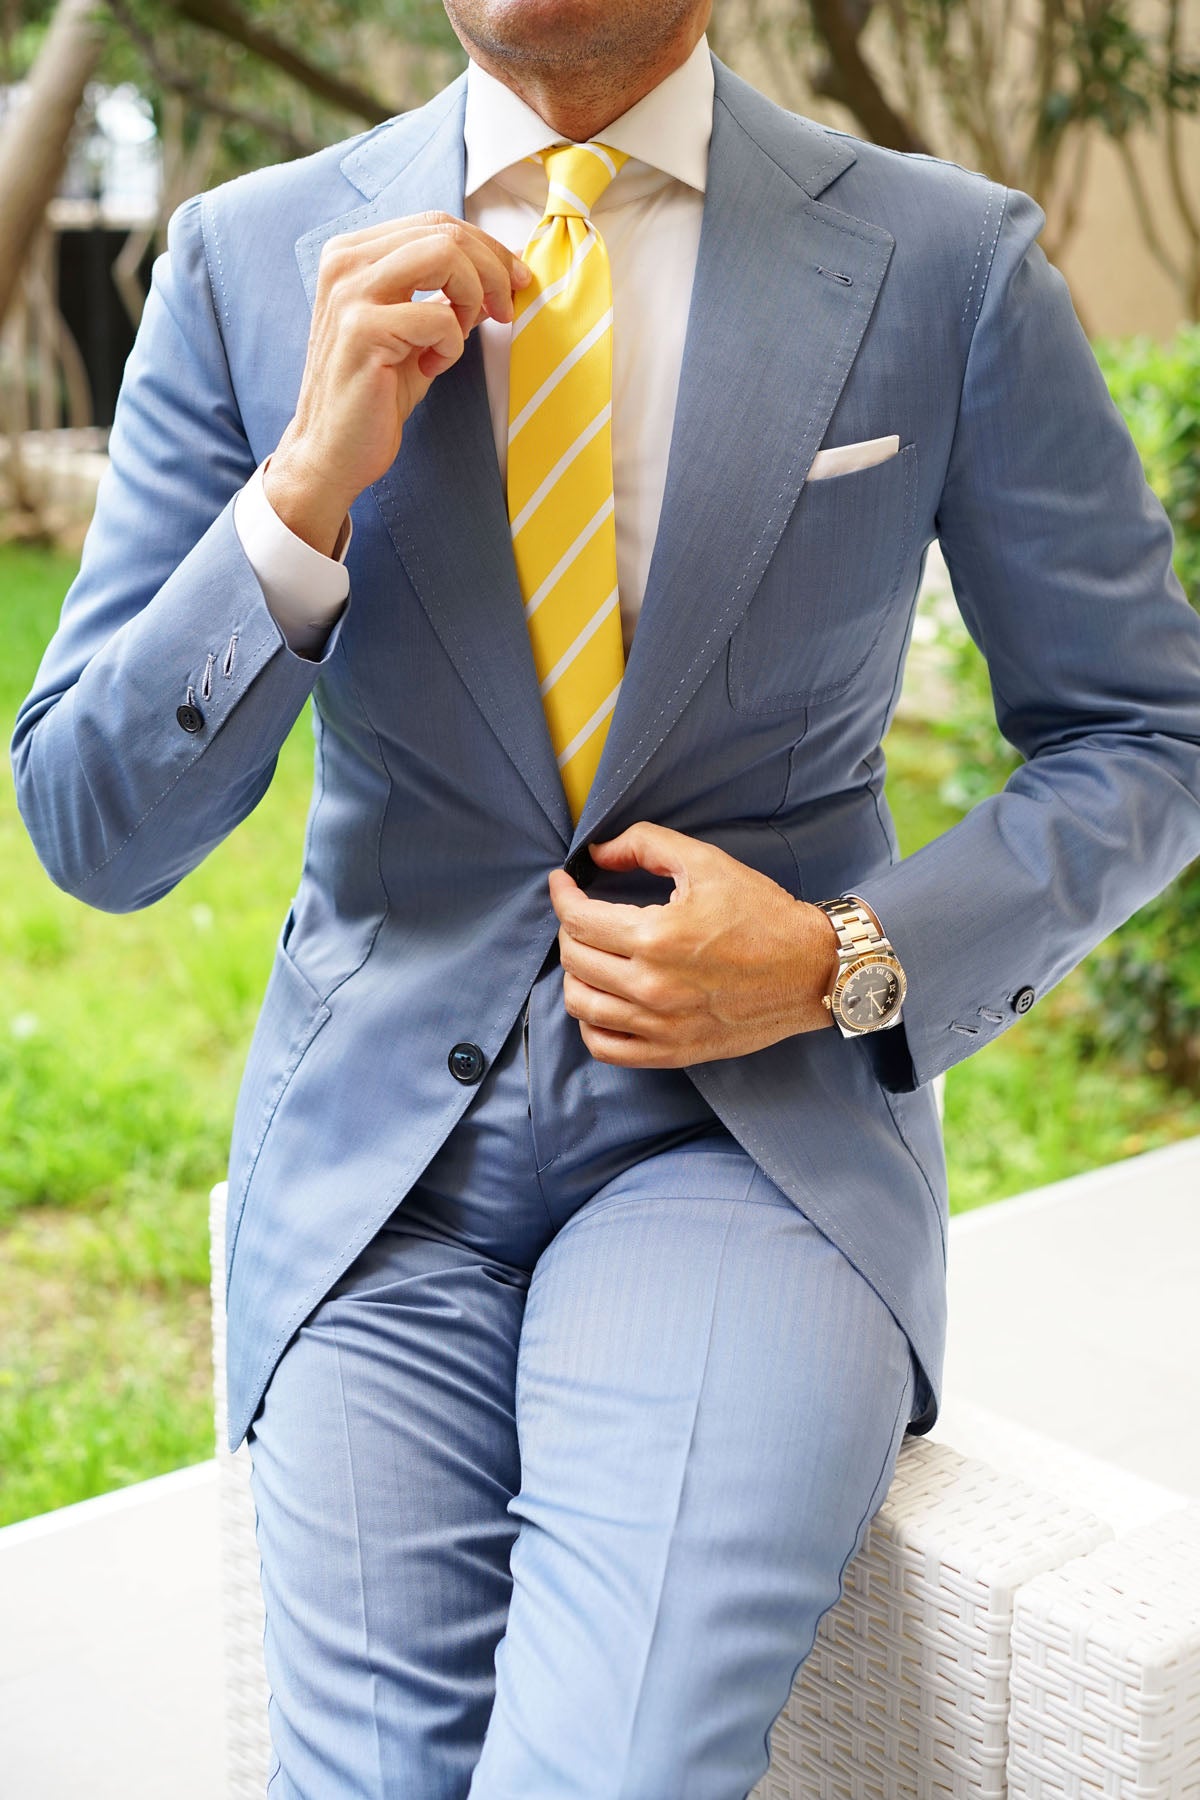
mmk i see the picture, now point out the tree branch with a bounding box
[110,0,322,158]
[1043,120,1090,265]
[1116,134,1184,291]
[164,0,397,124]
[1163,0,1200,319]
[807,0,929,152]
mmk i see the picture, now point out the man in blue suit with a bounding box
[12,0,1200,1791]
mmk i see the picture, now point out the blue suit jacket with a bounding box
[13,59,1200,1448]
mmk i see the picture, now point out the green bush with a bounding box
[1094,327,1200,604]
[929,621,1020,812]
[933,325,1200,1089]
[1088,329,1200,1089]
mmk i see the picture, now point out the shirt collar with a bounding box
[463,33,714,198]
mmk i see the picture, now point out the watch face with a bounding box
[837,958,905,1031]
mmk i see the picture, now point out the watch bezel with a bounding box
[830,952,907,1034]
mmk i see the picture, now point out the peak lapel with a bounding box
[573,63,894,850]
[295,81,573,847]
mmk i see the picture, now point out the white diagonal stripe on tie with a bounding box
[510,228,598,340]
[508,308,614,443]
[509,405,612,539]
[523,495,615,620]
[547,180,593,216]
[580,142,619,178]
[556,681,621,770]
[539,588,620,697]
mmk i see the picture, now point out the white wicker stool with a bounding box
[1007,1505,1200,1799]
[751,1440,1110,1800]
[210,1183,272,1800]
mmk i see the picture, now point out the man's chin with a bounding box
[443,0,702,73]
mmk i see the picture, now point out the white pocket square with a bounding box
[806,434,900,481]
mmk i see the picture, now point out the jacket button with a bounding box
[448,1042,485,1084]
[1012,986,1036,1016]
[564,846,598,890]
[176,703,205,734]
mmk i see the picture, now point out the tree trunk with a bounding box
[0,0,108,334]
[807,0,930,154]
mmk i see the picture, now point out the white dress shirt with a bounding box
[235,36,714,657]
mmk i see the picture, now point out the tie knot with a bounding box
[540,141,627,219]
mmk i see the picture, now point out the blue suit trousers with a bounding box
[247,955,918,1798]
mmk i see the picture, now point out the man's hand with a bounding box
[547,823,840,1068]
[265,214,531,556]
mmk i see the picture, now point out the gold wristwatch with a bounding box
[816,896,907,1037]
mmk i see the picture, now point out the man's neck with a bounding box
[471,51,698,141]
[460,16,709,142]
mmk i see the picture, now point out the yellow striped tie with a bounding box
[507,141,629,822]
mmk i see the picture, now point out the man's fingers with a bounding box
[578,1021,681,1069]
[563,971,659,1037]
[367,237,485,318]
[358,236,494,328]
[335,212,530,283]
[588,821,708,886]
[548,868,650,955]
[375,299,466,367]
[558,932,639,998]
[330,297,465,383]
[559,931,677,1012]
[325,217,530,322]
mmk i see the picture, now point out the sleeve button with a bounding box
[176,703,205,734]
[1012,986,1036,1016]
[448,1042,486,1084]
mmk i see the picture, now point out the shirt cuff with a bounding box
[233,459,352,658]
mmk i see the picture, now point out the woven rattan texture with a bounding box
[210,1183,273,1800]
[750,1439,1111,1800]
[1008,1506,1200,1800]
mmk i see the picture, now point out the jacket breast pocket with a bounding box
[728,442,918,714]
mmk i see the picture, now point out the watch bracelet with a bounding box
[817,895,893,958]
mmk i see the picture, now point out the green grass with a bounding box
[2,545,1198,1524]
[1,543,313,1523]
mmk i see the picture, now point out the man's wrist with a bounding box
[817,895,907,1036]
[263,445,354,560]
[809,900,840,990]
[235,460,351,659]
[798,899,840,1031]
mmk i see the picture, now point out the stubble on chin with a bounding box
[443,0,704,79]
